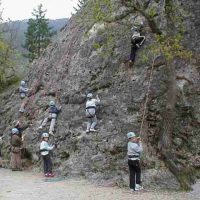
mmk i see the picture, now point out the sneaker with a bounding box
[135,184,143,191]
[128,60,134,67]
[38,126,43,129]
[90,128,97,132]
[86,130,90,133]
[19,108,25,113]
[44,173,49,177]
[48,173,54,177]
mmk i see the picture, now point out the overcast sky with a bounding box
[1,0,79,21]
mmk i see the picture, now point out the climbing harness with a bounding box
[139,56,156,136]
[86,106,96,118]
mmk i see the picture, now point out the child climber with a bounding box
[39,100,61,136]
[85,93,100,133]
[19,80,31,113]
[40,133,55,177]
[127,132,143,191]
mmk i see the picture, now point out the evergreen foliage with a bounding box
[24,4,54,62]
[0,1,19,91]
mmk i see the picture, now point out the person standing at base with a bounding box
[40,133,55,177]
[10,128,23,171]
[85,93,100,133]
[127,132,143,191]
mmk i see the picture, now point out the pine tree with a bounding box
[24,4,54,62]
[0,0,19,91]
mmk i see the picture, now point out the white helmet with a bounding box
[12,128,19,135]
[87,93,93,98]
[49,101,55,106]
[21,80,26,86]
[127,132,136,139]
[42,132,49,138]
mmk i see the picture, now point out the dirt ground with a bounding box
[0,169,199,200]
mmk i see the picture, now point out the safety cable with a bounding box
[139,56,156,136]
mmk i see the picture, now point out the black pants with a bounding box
[42,154,52,174]
[128,159,141,190]
[130,37,145,62]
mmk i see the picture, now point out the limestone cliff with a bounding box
[0,0,199,190]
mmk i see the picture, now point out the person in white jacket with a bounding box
[40,133,54,177]
[85,93,100,133]
[127,132,143,191]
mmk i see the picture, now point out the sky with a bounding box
[1,0,79,21]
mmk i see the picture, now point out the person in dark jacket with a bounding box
[129,26,145,64]
[10,128,23,171]
[39,101,61,136]
[127,132,143,191]
[13,120,28,138]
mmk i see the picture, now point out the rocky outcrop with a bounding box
[0,0,199,190]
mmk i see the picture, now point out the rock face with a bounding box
[0,0,199,190]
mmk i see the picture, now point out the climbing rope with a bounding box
[139,56,156,136]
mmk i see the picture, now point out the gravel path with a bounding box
[0,169,199,200]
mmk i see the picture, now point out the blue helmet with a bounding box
[42,132,49,138]
[12,128,19,135]
[87,93,93,98]
[20,80,26,86]
[49,101,55,106]
[127,132,136,139]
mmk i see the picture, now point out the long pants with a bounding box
[41,114,57,133]
[86,115,97,130]
[128,160,141,190]
[42,154,52,174]
[130,36,145,62]
[10,149,22,170]
[19,97,28,112]
[86,108,97,131]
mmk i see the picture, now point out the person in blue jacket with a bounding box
[39,101,61,136]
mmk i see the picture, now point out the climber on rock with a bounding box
[19,80,31,113]
[127,132,143,191]
[10,128,23,171]
[39,101,61,136]
[13,120,28,138]
[19,80,30,99]
[129,25,145,64]
[85,93,100,133]
[40,132,55,177]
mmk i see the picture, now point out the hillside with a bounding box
[0,18,69,86]
[1,18,68,51]
[0,0,199,191]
